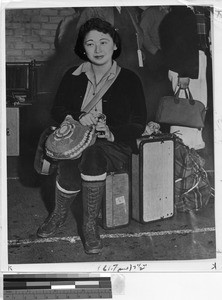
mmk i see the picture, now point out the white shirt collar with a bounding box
[72,61,118,81]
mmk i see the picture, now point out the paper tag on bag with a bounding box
[115,196,126,205]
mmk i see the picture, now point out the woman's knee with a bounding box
[57,160,81,192]
[80,144,107,176]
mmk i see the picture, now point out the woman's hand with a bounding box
[96,121,114,142]
[79,112,98,126]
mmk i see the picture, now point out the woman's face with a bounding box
[83,30,117,67]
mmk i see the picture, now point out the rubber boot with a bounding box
[82,180,105,254]
[37,187,78,238]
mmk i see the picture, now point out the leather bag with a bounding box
[156,79,207,129]
[34,126,58,175]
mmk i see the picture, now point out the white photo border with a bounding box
[1,0,222,273]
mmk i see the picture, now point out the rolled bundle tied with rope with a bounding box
[174,136,212,212]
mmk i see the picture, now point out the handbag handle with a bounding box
[175,77,195,105]
[83,66,121,113]
[178,77,190,89]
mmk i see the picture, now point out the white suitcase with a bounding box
[132,136,174,223]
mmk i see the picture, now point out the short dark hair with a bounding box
[74,18,121,61]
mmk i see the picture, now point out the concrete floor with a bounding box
[7,124,215,264]
[7,177,215,264]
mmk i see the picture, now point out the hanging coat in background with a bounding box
[159,6,199,79]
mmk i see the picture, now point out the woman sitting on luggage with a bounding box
[37,17,147,254]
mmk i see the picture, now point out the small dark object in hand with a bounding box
[96,113,106,135]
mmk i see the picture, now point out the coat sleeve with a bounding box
[109,71,147,152]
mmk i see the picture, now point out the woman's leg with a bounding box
[79,140,131,254]
[37,159,81,238]
[79,143,107,254]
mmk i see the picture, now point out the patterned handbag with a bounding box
[45,115,97,160]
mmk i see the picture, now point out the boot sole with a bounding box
[84,248,102,255]
[37,231,56,238]
[37,223,64,238]
[84,241,103,255]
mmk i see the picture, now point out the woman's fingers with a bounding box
[95,121,106,132]
[96,123,114,141]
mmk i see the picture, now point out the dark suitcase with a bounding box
[132,136,174,223]
[102,172,130,229]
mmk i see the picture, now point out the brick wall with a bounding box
[6,8,77,62]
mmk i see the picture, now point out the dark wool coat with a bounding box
[159,6,199,79]
[51,66,147,153]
